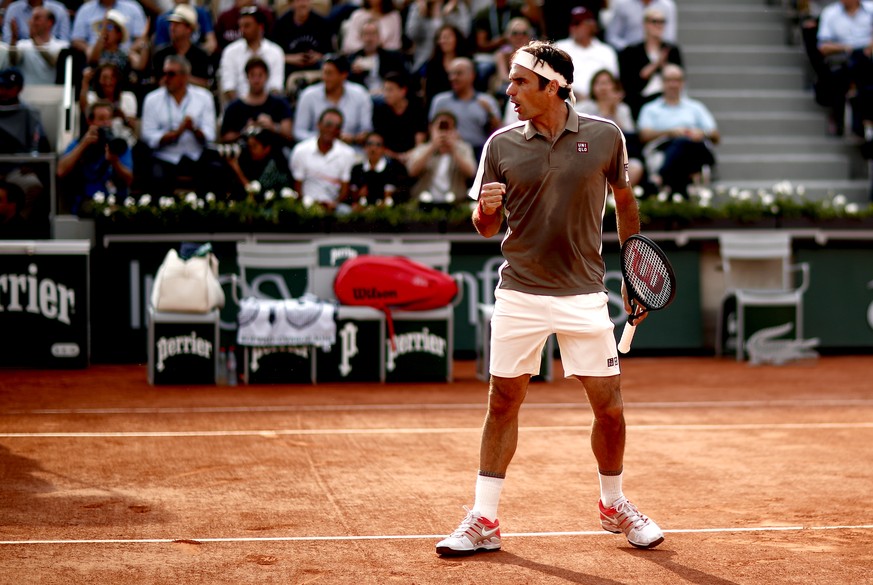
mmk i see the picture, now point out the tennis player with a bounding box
[436,40,664,556]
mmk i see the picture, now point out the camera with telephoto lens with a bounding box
[96,127,127,155]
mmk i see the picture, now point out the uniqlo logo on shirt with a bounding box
[577,142,589,153]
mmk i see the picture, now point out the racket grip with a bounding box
[618,321,636,354]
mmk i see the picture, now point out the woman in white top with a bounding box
[79,62,139,126]
[576,69,644,187]
[340,0,402,54]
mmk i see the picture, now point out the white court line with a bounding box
[7,398,873,416]
[3,421,873,438]
[2,524,873,546]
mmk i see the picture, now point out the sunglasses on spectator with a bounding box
[164,70,182,77]
[101,23,120,31]
[646,18,666,24]
[509,30,528,36]
[320,120,341,128]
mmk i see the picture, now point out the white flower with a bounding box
[656,190,669,202]
[123,196,135,207]
[698,187,713,201]
[728,187,739,198]
[92,191,106,204]
[672,193,684,203]
[738,190,752,200]
[138,194,152,206]
[384,196,394,207]
[106,195,116,206]
[197,199,205,209]
[264,189,275,201]
[633,185,644,198]
[446,191,456,203]
[205,192,216,203]
[159,196,174,209]
[761,194,775,206]
[833,194,847,207]
[846,203,859,214]
[184,192,198,205]
[699,199,710,208]
[246,180,262,195]
[280,187,295,199]
[302,195,315,208]
[358,196,367,206]
[102,207,111,216]
[420,191,433,203]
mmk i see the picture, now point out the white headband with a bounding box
[511,50,575,106]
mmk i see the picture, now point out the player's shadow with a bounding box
[453,550,627,584]
[0,443,172,531]
[621,548,742,585]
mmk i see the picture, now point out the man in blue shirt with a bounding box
[2,0,71,43]
[637,64,719,197]
[57,99,133,214]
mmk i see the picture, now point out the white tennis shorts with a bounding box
[490,288,620,378]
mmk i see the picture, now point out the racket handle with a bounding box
[618,321,636,354]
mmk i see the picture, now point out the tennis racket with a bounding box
[617,234,677,354]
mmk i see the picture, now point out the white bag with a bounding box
[150,249,225,313]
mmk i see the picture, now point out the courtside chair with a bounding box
[372,240,458,382]
[715,231,811,360]
[233,241,319,383]
[308,236,387,382]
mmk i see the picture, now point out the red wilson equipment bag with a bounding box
[333,255,458,347]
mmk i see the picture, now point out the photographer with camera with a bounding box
[405,110,476,204]
[58,99,134,214]
[222,125,291,199]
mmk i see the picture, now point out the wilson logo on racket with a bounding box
[630,248,665,295]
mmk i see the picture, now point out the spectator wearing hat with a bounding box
[293,53,372,145]
[70,0,147,54]
[218,5,284,103]
[606,0,677,52]
[152,3,213,89]
[554,6,619,102]
[220,56,292,143]
[152,0,218,56]
[0,66,51,226]
[84,8,147,74]
[6,6,69,85]
[2,0,70,44]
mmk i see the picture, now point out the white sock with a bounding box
[472,474,504,521]
[599,471,624,508]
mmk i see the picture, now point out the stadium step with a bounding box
[686,66,807,91]
[714,111,830,137]
[682,46,809,69]
[716,153,851,182]
[689,90,821,114]
[677,23,785,46]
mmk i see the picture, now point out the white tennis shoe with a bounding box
[436,507,501,556]
[599,496,664,549]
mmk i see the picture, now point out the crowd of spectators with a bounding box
[0,0,728,228]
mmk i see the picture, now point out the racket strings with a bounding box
[623,242,674,309]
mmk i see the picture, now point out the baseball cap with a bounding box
[0,67,24,89]
[570,6,595,25]
[168,4,198,29]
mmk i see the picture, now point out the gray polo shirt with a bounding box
[471,107,630,296]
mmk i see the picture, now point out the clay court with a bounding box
[1,355,872,584]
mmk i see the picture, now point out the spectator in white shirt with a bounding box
[6,6,68,84]
[218,5,285,103]
[140,55,219,194]
[290,107,358,209]
[554,6,619,103]
[70,0,147,54]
